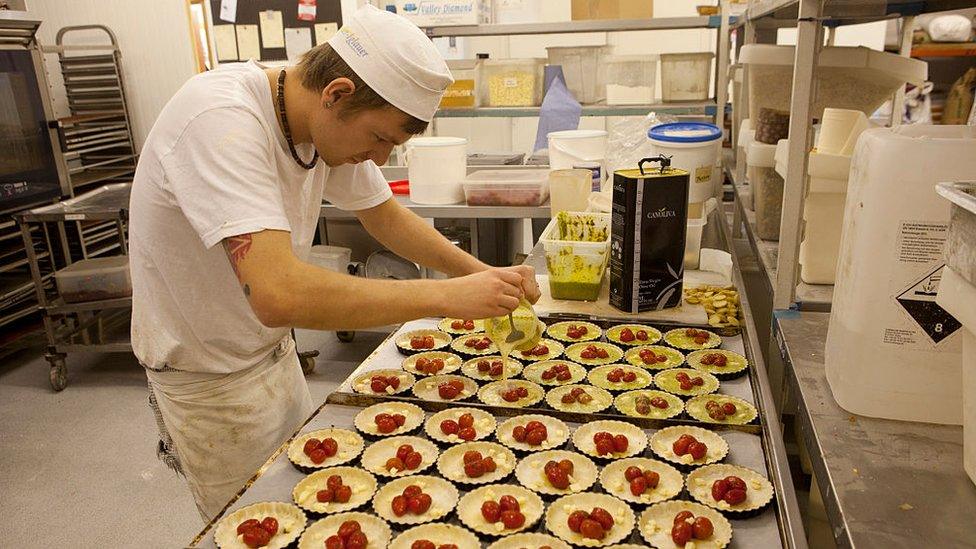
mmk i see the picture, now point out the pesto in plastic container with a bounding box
[539,211,611,301]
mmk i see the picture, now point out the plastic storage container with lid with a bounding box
[601,54,658,105]
[441,59,481,108]
[55,255,131,303]
[481,58,544,107]
[539,211,611,301]
[826,125,976,426]
[739,44,927,119]
[647,122,723,204]
[546,45,610,104]
[406,136,468,205]
[660,52,713,102]
[747,140,782,241]
[462,169,550,206]
[548,129,607,171]
[797,150,853,284]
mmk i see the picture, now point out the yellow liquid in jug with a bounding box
[485,299,543,361]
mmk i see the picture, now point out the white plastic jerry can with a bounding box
[825,125,976,425]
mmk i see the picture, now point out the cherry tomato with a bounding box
[346,531,368,549]
[303,438,321,456]
[338,520,361,539]
[370,379,388,393]
[590,507,614,530]
[396,444,414,461]
[391,495,408,516]
[437,384,458,400]
[308,448,327,464]
[481,456,497,473]
[463,450,483,464]
[402,485,423,498]
[260,517,278,536]
[623,371,637,383]
[481,500,501,522]
[671,521,693,546]
[327,475,343,491]
[567,510,589,533]
[501,510,526,529]
[724,488,747,505]
[579,518,606,540]
[557,459,574,475]
[630,476,647,496]
[525,428,547,446]
[451,320,464,330]
[325,535,344,549]
[693,516,714,539]
[385,457,405,472]
[440,419,459,435]
[413,493,432,513]
[376,417,397,434]
[612,434,629,453]
[556,370,572,381]
[672,434,695,456]
[643,469,660,489]
[457,427,476,441]
[546,466,570,490]
[620,328,635,342]
[464,460,485,478]
[725,476,747,491]
[334,484,352,503]
[651,397,669,409]
[722,402,737,416]
[498,494,520,513]
[241,526,270,548]
[458,413,474,429]
[316,488,333,502]
[320,438,338,457]
[404,451,423,470]
[489,363,503,376]
[711,479,730,502]
[388,377,401,390]
[411,541,436,549]
[673,510,694,525]
[636,330,648,340]
[237,519,261,535]
[595,438,614,456]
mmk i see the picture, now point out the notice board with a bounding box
[210,0,343,62]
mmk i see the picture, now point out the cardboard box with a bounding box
[571,0,653,21]
[392,0,491,27]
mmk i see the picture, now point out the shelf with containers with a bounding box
[727,2,976,549]
[426,13,736,125]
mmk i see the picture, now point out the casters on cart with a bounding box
[47,354,67,392]
[299,350,319,375]
[336,331,355,343]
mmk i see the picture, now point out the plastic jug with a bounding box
[549,169,592,217]
[825,125,976,425]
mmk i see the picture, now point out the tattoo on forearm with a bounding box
[224,234,253,280]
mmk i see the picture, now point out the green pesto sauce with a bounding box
[550,280,602,301]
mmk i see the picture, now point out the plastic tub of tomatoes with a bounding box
[463,169,550,207]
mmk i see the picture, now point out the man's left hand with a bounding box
[500,265,541,304]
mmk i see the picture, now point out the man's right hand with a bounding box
[438,268,525,319]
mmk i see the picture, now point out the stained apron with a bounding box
[145,337,314,521]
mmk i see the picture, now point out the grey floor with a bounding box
[0,327,387,548]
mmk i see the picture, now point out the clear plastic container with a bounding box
[481,59,544,107]
[602,54,658,105]
[660,52,714,102]
[747,141,782,241]
[462,169,551,206]
[539,211,611,301]
[55,255,131,303]
[441,59,481,109]
[545,46,609,104]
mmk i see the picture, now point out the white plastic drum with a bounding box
[648,122,723,204]
[407,136,468,204]
[548,129,607,171]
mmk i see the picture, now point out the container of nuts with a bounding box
[480,58,544,107]
[684,285,742,329]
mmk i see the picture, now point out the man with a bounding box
[129,5,539,520]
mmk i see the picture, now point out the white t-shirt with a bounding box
[129,61,392,374]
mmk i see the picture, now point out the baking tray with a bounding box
[188,403,784,549]
[329,317,762,434]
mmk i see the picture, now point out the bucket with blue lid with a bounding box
[648,122,723,204]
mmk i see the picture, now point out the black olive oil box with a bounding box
[609,157,690,312]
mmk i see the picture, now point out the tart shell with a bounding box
[438,317,486,335]
[648,426,729,470]
[587,364,654,392]
[685,463,775,517]
[487,532,572,549]
[638,500,732,549]
[521,360,588,387]
[351,368,415,396]
[623,345,686,371]
[478,380,546,408]
[292,466,377,515]
[297,511,392,549]
[402,351,463,377]
[598,457,684,506]
[353,402,425,438]
[685,349,749,380]
[545,384,614,414]
[461,356,524,381]
[450,332,499,357]
[685,395,759,425]
[514,450,599,497]
[653,368,720,398]
[456,484,546,536]
[360,435,440,478]
[396,329,453,355]
[411,374,479,403]
[287,428,365,473]
[389,523,481,549]
[605,324,663,346]
[544,492,636,547]
[214,501,306,549]
[495,414,571,453]
[424,407,497,445]
[613,390,684,421]
[436,441,518,485]
[662,328,722,351]
[371,475,459,526]
[564,341,624,366]
[571,420,649,461]
[545,321,603,343]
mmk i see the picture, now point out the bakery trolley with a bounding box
[15,184,320,390]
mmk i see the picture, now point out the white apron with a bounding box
[145,337,314,521]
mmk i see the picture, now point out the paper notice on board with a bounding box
[236,24,260,60]
[298,0,317,21]
[219,0,237,23]
[213,25,238,61]
[314,22,338,45]
[284,27,312,61]
[259,10,285,48]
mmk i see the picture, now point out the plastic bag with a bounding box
[924,14,974,43]
[605,112,677,174]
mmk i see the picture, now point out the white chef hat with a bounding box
[328,5,452,122]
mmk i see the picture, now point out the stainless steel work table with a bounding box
[320,194,552,220]
[773,310,976,548]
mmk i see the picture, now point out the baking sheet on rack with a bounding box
[335,318,757,407]
[191,403,782,549]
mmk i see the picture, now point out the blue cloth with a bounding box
[533,70,582,153]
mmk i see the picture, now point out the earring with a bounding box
[325,101,333,108]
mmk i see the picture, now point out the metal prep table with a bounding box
[773,310,976,548]
[187,205,807,548]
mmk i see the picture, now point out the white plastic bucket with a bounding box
[648,122,723,204]
[407,136,467,204]
[826,124,976,425]
[549,169,592,217]
[548,130,607,171]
